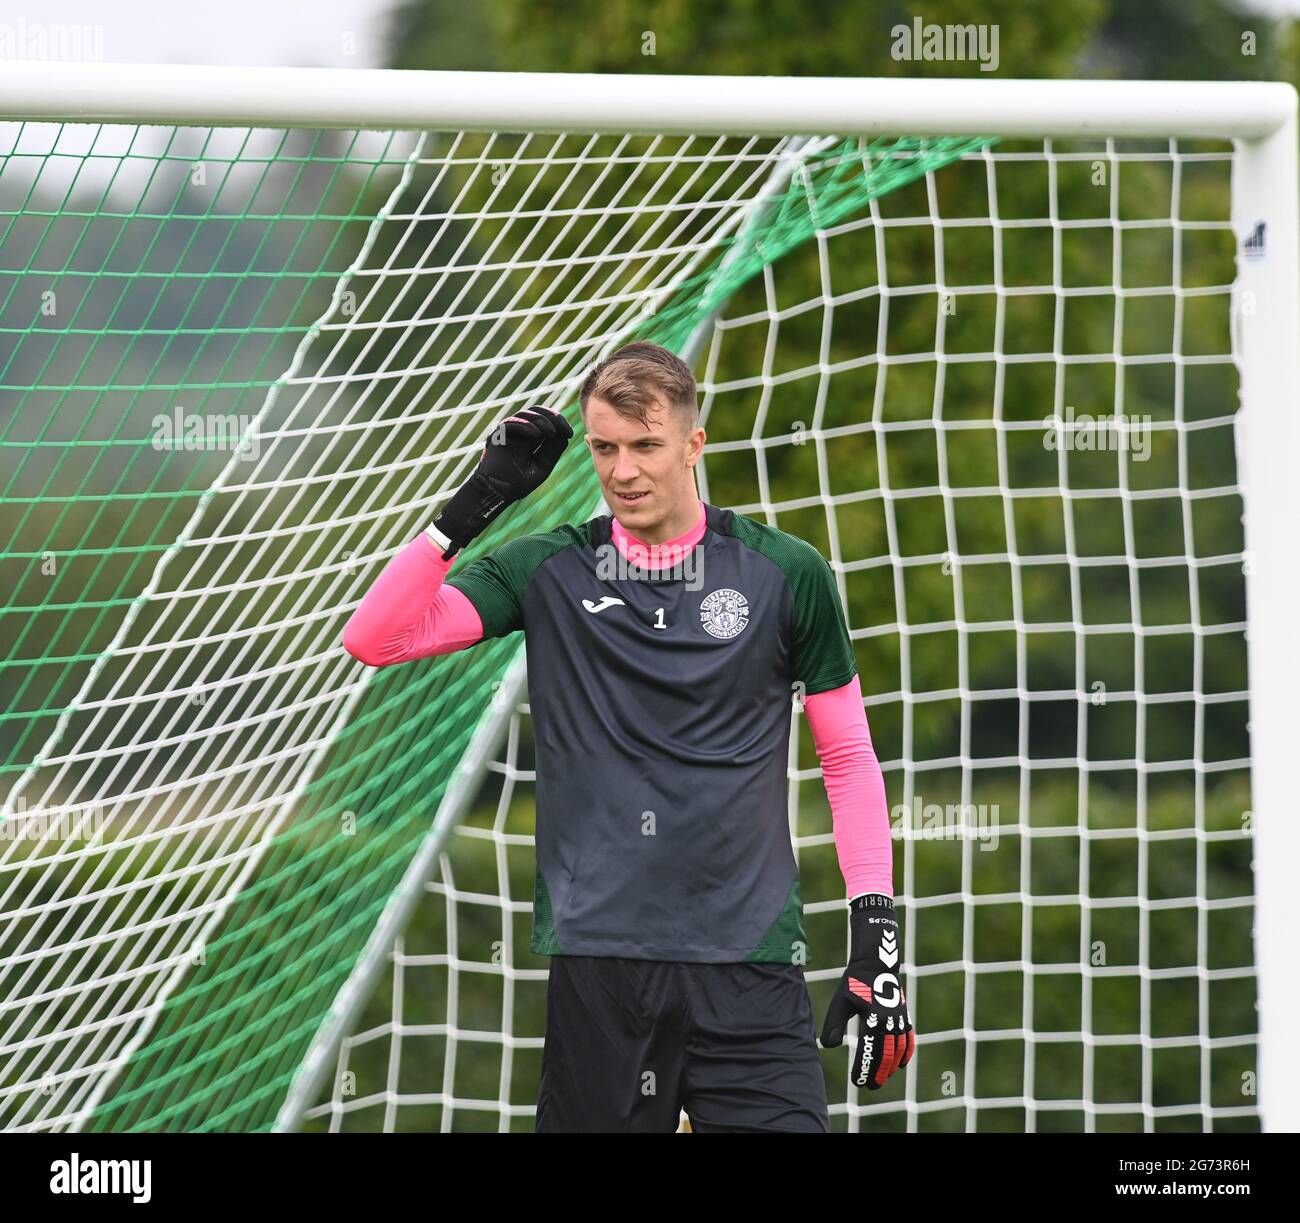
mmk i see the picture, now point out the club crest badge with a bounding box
[700,587,750,639]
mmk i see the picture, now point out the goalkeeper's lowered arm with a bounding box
[805,676,916,1089]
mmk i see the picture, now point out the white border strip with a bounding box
[0,62,1293,139]
[1232,119,1300,1136]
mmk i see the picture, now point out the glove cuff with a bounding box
[847,892,897,962]
[423,520,456,559]
[433,471,509,558]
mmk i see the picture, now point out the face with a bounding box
[583,394,706,543]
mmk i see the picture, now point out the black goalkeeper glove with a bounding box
[820,893,915,1090]
[431,406,574,559]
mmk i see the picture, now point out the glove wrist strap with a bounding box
[432,472,508,559]
[848,893,896,962]
[423,520,455,558]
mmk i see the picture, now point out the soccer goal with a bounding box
[0,63,1295,1133]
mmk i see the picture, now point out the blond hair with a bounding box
[579,341,698,434]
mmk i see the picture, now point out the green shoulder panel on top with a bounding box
[444,522,587,639]
[727,513,859,696]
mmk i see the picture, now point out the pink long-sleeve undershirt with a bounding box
[802,671,894,900]
[341,510,893,900]
[340,532,484,665]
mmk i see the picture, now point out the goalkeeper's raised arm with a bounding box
[341,406,572,667]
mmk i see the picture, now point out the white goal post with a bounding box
[0,62,1295,1133]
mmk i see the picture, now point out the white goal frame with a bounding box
[2,62,1296,1133]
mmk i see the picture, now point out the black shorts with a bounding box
[535,955,830,1133]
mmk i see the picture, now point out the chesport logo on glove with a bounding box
[820,893,916,1090]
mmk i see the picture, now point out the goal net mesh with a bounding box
[0,117,1257,1132]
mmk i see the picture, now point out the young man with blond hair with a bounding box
[343,341,913,1132]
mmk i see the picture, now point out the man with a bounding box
[343,341,914,1132]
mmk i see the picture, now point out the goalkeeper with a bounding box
[343,341,914,1132]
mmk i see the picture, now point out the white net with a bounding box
[301,138,1259,1133]
[0,105,1262,1131]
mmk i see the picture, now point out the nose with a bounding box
[611,448,640,483]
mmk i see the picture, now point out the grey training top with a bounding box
[445,501,858,964]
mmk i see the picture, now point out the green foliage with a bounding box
[392,0,1109,79]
